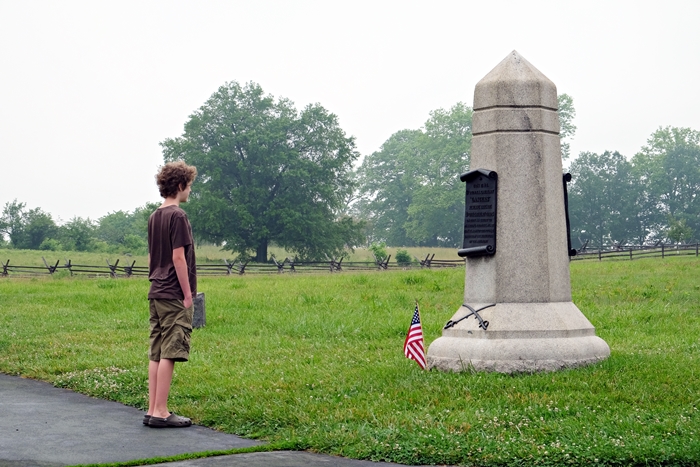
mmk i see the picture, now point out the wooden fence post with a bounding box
[42,257,59,275]
[378,255,390,270]
[106,259,119,278]
[272,255,285,274]
[373,253,390,270]
[123,261,135,277]
[661,244,665,259]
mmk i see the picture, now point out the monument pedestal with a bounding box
[426,51,610,373]
[428,302,609,372]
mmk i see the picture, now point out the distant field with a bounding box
[1,257,699,465]
[0,246,460,267]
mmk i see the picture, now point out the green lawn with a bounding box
[0,258,698,466]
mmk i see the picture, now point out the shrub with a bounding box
[122,234,147,255]
[369,242,388,261]
[395,248,413,266]
[39,238,61,251]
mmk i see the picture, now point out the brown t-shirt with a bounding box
[147,205,197,300]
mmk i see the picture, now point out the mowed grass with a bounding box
[0,259,699,466]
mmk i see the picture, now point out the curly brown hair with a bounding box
[156,161,197,198]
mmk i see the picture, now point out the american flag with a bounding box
[404,303,426,369]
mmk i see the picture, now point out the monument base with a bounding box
[427,302,610,373]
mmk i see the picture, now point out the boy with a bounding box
[145,161,197,428]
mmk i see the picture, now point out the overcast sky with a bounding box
[1,0,699,222]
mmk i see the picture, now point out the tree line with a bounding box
[568,127,700,248]
[0,200,158,254]
[2,80,699,259]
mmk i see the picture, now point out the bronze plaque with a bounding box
[458,169,497,257]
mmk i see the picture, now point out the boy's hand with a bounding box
[172,246,193,309]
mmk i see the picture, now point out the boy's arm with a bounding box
[172,246,193,308]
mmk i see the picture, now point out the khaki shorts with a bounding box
[149,299,194,362]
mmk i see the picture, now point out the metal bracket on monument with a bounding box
[444,303,495,330]
[562,173,577,257]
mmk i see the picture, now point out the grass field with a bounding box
[1,257,699,466]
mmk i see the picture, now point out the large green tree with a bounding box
[631,126,700,242]
[566,126,700,248]
[0,199,27,247]
[0,200,58,249]
[58,217,96,252]
[161,81,364,261]
[357,103,473,247]
[95,203,156,254]
[558,93,577,160]
[354,129,425,246]
[567,151,634,248]
[404,103,473,246]
[97,210,136,246]
[21,208,58,250]
[358,95,573,247]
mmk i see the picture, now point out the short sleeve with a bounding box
[170,211,193,250]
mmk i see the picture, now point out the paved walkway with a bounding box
[0,373,415,467]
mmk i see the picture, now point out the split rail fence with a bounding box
[571,242,700,262]
[5,243,699,278]
[1,254,465,278]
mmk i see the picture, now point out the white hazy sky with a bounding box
[1,0,699,222]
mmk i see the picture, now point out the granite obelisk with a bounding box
[427,51,610,373]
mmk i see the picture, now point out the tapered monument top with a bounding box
[473,50,558,110]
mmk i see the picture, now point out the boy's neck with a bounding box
[160,196,180,208]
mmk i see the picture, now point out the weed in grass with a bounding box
[54,366,147,407]
[401,274,425,285]
[351,274,369,285]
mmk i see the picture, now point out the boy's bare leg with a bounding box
[149,359,175,418]
[147,360,159,416]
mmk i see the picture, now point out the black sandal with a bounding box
[148,413,192,428]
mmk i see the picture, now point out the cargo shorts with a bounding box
[149,299,194,362]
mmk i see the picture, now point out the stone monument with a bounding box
[427,51,610,372]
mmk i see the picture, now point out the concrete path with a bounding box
[0,373,414,467]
